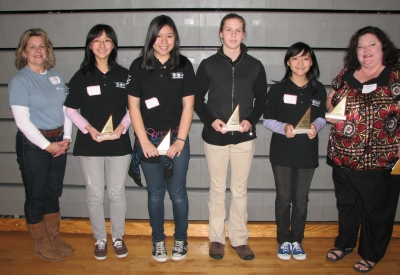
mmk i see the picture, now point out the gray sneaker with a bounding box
[171,240,188,261]
[94,240,107,260]
[152,241,168,262]
[113,238,128,258]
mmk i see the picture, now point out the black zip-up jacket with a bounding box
[194,44,268,146]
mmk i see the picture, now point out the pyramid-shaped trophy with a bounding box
[157,129,171,155]
[222,104,242,131]
[391,159,400,175]
[293,106,312,134]
[97,114,117,140]
[325,95,347,120]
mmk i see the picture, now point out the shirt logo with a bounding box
[312,99,321,107]
[171,72,184,79]
[115,82,126,89]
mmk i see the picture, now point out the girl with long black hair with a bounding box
[127,15,196,262]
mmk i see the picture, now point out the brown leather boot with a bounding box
[44,212,75,256]
[26,220,66,262]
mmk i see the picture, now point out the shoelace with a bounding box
[280,242,291,253]
[292,242,302,252]
[173,241,185,253]
[155,241,166,255]
[114,240,123,249]
[96,240,106,250]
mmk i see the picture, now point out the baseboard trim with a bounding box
[1,218,399,238]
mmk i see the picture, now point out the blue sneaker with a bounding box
[278,242,291,260]
[292,242,306,260]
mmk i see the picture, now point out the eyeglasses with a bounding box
[91,39,113,45]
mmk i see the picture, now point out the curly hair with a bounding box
[14,28,55,70]
[344,26,399,70]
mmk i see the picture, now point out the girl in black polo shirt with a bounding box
[263,42,326,261]
[126,15,196,263]
[65,24,132,261]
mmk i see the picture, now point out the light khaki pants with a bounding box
[204,140,255,246]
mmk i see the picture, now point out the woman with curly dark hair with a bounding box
[325,26,400,273]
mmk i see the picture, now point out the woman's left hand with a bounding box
[307,124,317,139]
[167,139,185,158]
[52,138,70,157]
[239,120,252,133]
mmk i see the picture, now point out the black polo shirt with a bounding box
[126,56,197,130]
[264,79,327,168]
[65,65,132,156]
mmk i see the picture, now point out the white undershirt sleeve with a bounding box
[11,105,51,150]
[63,106,72,140]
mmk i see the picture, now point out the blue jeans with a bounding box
[271,164,315,244]
[16,130,67,224]
[138,138,190,243]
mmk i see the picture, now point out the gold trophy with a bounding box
[293,106,312,134]
[222,104,242,131]
[391,159,400,175]
[157,129,171,155]
[326,95,347,120]
[96,114,117,141]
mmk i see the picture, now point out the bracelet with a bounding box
[176,137,186,142]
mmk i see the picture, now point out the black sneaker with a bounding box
[113,238,128,258]
[171,240,188,261]
[152,241,168,262]
[94,240,107,260]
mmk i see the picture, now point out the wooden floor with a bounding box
[0,231,399,275]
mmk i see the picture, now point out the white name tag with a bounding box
[87,85,101,96]
[284,94,297,104]
[145,97,160,109]
[49,76,61,85]
[362,83,377,94]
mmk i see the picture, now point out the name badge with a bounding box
[284,94,297,105]
[145,97,160,109]
[87,85,101,96]
[362,83,377,94]
[49,76,61,85]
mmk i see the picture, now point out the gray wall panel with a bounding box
[0,185,25,216]
[1,0,398,11]
[0,87,13,118]
[0,153,22,184]
[0,121,17,152]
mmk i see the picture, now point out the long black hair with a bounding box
[141,15,182,71]
[280,42,320,92]
[81,24,119,75]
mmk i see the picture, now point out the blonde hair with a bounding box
[14,28,56,70]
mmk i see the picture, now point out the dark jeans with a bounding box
[16,131,67,224]
[332,165,400,263]
[138,138,190,243]
[271,164,315,244]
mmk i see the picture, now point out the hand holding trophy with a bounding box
[222,104,243,131]
[96,114,118,141]
[157,129,171,155]
[292,106,312,134]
